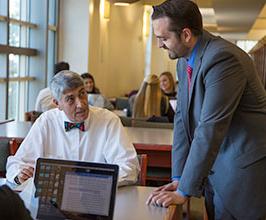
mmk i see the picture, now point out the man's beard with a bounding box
[168,51,179,60]
[168,46,190,60]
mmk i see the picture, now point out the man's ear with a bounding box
[182,28,193,44]
[53,99,60,110]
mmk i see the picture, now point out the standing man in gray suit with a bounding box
[146,0,266,219]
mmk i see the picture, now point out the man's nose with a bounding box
[157,38,164,48]
[75,97,83,107]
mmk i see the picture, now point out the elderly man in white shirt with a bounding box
[6,71,139,186]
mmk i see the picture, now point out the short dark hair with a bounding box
[152,0,203,37]
[50,70,84,101]
[80,72,100,94]
[54,61,70,75]
[81,72,94,82]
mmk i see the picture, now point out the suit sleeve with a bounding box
[178,51,247,197]
[172,84,190,178]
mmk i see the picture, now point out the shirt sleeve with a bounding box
[103,114,140,186]
[6,118,45,183]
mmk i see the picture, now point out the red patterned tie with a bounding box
[187,65,193,90]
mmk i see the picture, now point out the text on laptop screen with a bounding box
[61,171,113,216]
[34,158,118,220]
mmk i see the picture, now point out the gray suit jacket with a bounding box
[172,30,266,219]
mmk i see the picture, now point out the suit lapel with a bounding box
[178,59,191,137]
[188,31,212,109]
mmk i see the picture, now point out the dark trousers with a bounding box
[204,180,266,220]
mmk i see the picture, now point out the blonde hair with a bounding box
[133,74,168,118]
[159,71,176,94]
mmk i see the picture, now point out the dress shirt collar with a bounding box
[187,39,200,68]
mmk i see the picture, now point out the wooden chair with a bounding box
[0,138,23,177]
[136,154,148,186]
[24,111,42,123]
[9,138,23,155]
[0,139,10,177]
[134,143,172,183]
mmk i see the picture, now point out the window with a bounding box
[0,0,59,120]
[236,40,258,53]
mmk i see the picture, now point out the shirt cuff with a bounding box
[171,176,181,181]
[176,188,189,197]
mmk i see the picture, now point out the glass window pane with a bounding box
[8,81,18,119]
[20,55,28,77]
[20,26,29,47]
[21,0,29,21]
[0,81,7,120]
[9,23,20,46]
[0,0,8,16]
[9,0,21,19]
[9,54,19,77]
[0,22,7,44]
[47,30,55,83]
[0,54,7,120]
[49,0,56,25]
[18,80,28,120]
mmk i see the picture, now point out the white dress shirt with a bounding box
[35,87,57,112]
[6,107,139,186]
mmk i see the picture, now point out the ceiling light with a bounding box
[114,3,130,6]
[110,0,139,6]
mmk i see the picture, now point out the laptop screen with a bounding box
[34,158,119,220]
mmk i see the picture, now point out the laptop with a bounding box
[34,158,119,220]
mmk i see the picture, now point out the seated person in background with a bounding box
[35,61,70,112]
[132,74,173,122]
[81,73,114,110]
[159,72,177,120]
[159,71,177,98]
[0,185,33,220]
[6,71,139,187]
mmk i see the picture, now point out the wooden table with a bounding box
[114,186,181,220]
[5,178,181,220]
[0,121,31,140]
[124,127,173,182]
[125,127,173,145]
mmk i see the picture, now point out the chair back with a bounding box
[0,139,10,177]
[9,139,23,155]
[136,154,148,186]
[24,111,42,123]
[0,138,23,177]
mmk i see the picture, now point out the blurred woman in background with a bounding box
[81,73,114,110]
[132,74,171,121]
[159,71,177,98]
[81,73,100,94]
